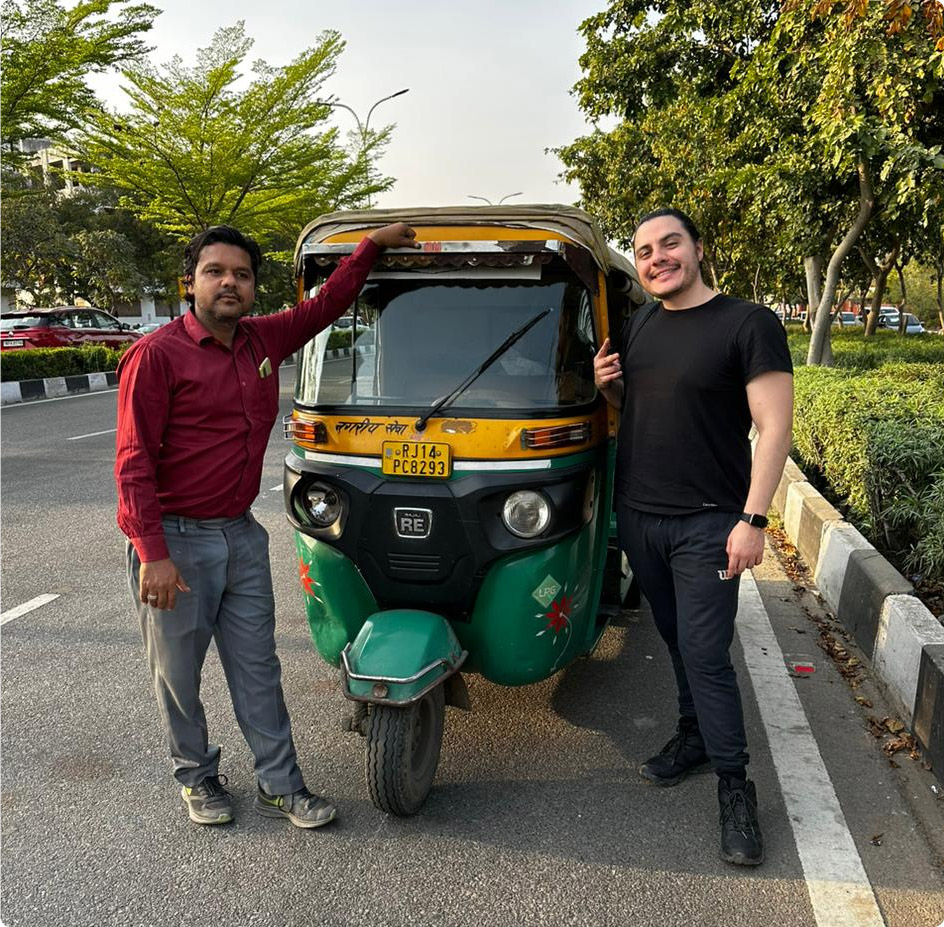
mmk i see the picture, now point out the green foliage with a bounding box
[0,0,157,161]
[76,23,390,245]
[558,1,944,363]
[0,344,127,380]
[792,361,944,581]
[0,187,72,303]
[0,183,179,307]
[787,327,944,369]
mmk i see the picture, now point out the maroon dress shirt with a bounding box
[116,237,380,562]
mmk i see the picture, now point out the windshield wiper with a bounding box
[414,307,551,431]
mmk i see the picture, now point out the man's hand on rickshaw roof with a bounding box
[368,222,420,249]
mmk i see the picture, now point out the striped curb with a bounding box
[773,456,944,779]
[1,371,118,404]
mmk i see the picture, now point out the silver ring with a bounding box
[147,595,159,602]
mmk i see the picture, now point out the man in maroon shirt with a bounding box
[116,221,417,828]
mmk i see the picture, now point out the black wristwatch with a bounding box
[740,512,768,529]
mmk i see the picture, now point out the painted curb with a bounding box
[874,595,944,723]
[774,455,943,778]
[0,371,119,404]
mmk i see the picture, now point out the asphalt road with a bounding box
[1,378,943,927]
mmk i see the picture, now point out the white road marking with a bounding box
[67,428,117,441]
[1,593,60,626]
[269,485,281,492]
[737,571,885,927]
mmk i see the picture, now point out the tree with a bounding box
[1,0,157,166]
[76,23,391,246]
[0,185,71,304]
[557,1,944,364]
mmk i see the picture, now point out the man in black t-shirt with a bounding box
[593,208,793,867]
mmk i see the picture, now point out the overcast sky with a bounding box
[88,0,608,209]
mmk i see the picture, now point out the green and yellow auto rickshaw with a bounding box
[283,206,644,815]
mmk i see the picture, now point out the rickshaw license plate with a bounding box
[382,441,451,477]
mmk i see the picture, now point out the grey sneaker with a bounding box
[180,775,233,825]
[254,785,336,829]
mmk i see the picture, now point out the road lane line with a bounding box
[67,428,117,441]
[737,571,885,927]
[1,593,60,626]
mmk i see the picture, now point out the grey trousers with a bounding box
[127,511,305,794]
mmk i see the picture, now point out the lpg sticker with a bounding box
[532,574,561,608]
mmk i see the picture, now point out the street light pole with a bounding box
[317,88,409,207]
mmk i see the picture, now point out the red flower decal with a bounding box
[544,594,572,634]
[298,558,316,596]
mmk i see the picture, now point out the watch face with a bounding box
[742,513,768,528]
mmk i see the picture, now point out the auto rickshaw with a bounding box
[283,205,645,815]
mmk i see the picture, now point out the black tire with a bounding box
[365,684,445,816]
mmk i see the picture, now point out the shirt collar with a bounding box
[183,308,249,350]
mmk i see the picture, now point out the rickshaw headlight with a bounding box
[305,483,342,527]
[502,490,551,538]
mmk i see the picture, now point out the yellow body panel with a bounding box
[289,408,608,459]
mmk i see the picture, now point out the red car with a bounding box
[0,306,142,351]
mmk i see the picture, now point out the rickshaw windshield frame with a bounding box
[295,261,600,416]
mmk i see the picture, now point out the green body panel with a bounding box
[345,610,464,702]
[453,441,615,686]
[295,532,378,667]
[293,441,616,688]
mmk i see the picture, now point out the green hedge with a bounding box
[0,345,129,382]
[792,361,944,582]
[787,328,944,370]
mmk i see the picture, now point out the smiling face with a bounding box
[188,242,256,332]
[632,214,707,308]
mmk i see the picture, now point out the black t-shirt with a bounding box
[615,294,793,514]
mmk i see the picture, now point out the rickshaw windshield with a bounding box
[296,268,597,410]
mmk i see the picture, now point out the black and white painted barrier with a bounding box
[773,456,944,781]
[0,371,119,404]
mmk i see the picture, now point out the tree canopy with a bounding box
[1,0,157,165]
[557,0,944,362]
[76,23,390,246]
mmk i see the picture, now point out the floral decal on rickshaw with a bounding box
[298,557,316,596]
[537,593,573,644]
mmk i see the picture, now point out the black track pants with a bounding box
[618,505,749,774]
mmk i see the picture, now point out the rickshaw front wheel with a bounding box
[365,684,445,816]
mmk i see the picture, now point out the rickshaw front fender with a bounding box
[341,609,468,707]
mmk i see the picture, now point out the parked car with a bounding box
[877,311,925,335]
[0,306,142,351]
[136,321,166,334]
[833,311,863,327]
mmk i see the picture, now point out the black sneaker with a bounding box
[719,778,764,866]
[254,785,336,829]
[639,721,710,786]
[180,775,233,825]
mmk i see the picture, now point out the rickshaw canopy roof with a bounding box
[294,204,639,287]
